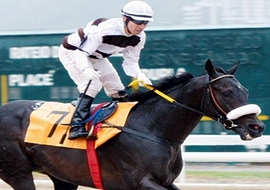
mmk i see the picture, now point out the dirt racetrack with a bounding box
[0,163,269,190]
[1,181,269,190]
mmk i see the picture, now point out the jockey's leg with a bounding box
[68,93,94,140]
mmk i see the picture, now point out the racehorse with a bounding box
[0,59,265,190]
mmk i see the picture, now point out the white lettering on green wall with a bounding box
[142,68,186,81]
[9,70,55,86]
[9,46,59,59]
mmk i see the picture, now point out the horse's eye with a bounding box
[218,86,232,98]
[222,91,231,97]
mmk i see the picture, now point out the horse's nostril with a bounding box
[250,124,265,133]
[254,126,259,130]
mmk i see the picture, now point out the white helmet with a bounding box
[121,1,154,21]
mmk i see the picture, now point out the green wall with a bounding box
[0,28,269,136]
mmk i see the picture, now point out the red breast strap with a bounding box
[87,123,104,189]
[86,104,106,189]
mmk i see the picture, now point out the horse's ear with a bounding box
[205,59,218,78]
[227,61,240,75]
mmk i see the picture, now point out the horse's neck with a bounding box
[162,78,206,142]
[130,76,207,144]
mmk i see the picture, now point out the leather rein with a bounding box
[136,74,238,130]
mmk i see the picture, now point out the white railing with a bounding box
[176,135,270,183]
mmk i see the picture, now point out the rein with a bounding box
[101,121,181,147]
[129,75,237,129]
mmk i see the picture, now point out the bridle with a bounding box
[208,76,232,116]
[205,74,261,129]
[173,74,240,129]
[204,74,238,129]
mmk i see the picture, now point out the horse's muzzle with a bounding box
[247,123,266,138]
[233,122,266,140]
[226,104,265,140]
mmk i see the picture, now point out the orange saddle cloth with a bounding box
[24,101,137,149]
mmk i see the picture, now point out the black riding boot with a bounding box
[68,93,94,140]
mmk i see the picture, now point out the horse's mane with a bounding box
[127,72,194,102]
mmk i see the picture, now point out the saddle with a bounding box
[76,101,118,125]
[24,101,137,149]
[84,101,118,140]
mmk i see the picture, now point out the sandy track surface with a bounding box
[1,163,269,190]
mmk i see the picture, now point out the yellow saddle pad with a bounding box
[25,101,137,149]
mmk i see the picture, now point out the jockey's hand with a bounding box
[137,72,152,86]
[82,68,101,80]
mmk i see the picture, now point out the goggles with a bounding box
[130,17,149,25]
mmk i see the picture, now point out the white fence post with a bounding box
[174,145,186,183]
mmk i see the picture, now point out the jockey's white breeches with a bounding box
[58,45,124,98]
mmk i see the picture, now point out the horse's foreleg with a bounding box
[0,152,36,190]
[140,173,180,190]
[2,172,36,190]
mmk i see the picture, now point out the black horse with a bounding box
[0,60,265,190]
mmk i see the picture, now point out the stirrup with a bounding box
[86,125,98,140]
[68,126,89,140]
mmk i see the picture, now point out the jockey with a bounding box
[58,1,154,140]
